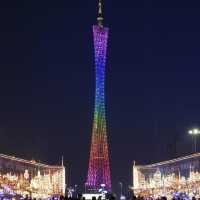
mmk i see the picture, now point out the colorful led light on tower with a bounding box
[86,0,111,191]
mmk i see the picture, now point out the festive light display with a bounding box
[0,154,65,199]
[133,153,200,199]
[86,6,111,190]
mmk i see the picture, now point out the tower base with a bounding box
[83,193,106,200]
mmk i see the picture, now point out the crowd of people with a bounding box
[21,193,200,200]
[57,194,199,200]
[22,194,116,200]
[58,194,116,200]
[130,195,199,200]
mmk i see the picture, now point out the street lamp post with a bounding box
[84,183,87,193]
[74,184,78,198]
[119,182,123,198]
[188,128,200,153]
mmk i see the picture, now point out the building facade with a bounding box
[133,153,200,198]
[0,154,65,199]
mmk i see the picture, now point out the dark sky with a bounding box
[0,0,200,194]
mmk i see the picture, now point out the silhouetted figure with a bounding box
[60,195,65,200]
[192,197,197,200]
[131,195,136,200]
[25,194,29,200]
[161,197,167,200]
[77,193,82,200]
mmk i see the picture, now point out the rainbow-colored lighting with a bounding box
[86,25,111,191]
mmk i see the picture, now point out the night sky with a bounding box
[0,0,200,194]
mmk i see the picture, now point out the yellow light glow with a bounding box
[0,154,65,199]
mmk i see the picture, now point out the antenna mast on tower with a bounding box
[97,0,104,27]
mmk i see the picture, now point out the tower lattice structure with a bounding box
[86,0,111,192]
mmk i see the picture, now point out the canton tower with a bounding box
[86,0,111,192]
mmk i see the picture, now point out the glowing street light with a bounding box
[119,182,123,198]
[188,128,200,152]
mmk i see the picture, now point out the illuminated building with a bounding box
[86,0,111,192]
[132,153,200,198]
[0,154,65,199]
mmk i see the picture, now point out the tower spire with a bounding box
[97,0,103,27]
